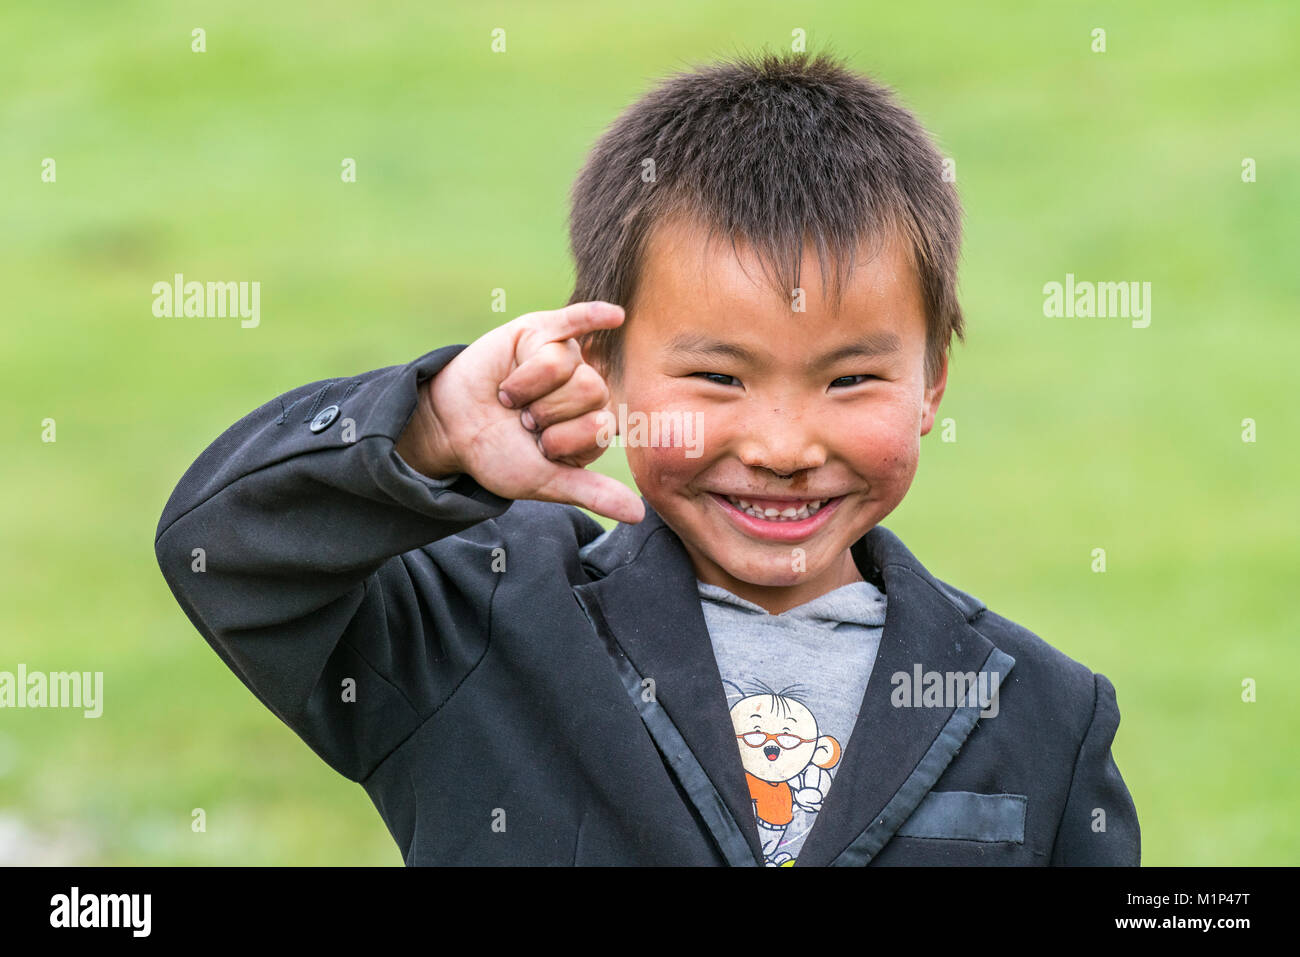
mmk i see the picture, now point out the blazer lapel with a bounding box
[573,503,764,866]
[796,526,1015,866]
[572,507,1016,868]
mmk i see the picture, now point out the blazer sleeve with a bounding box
[1050,672,1141,865]
[153,344,512,782]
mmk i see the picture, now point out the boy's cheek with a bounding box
[627,443,704,498]
[836,422,921,482]
[866,444,921,508]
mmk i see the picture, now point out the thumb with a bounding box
[538,464,645,525]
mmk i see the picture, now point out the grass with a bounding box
[0,0,1296,865]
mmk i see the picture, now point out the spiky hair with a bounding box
[567,48,964,387]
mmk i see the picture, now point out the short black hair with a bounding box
[567,49,964,387]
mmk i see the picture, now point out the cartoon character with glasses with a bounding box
[725,681,842,866]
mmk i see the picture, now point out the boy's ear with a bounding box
[580,336,621,416]
[580,336,615,386]
[920,352,949,436]
[578,334,602,372]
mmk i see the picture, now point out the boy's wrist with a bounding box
[395,375,463,480]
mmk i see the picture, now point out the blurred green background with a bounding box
[1,0,1296,865]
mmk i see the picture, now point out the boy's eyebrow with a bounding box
[667,331,901,368]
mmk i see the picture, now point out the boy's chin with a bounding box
[700,545,840,590]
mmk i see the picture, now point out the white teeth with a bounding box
[722,495,829,522]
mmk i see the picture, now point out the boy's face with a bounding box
[596,216,947,613]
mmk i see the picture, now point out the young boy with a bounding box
[155,51,1139,866]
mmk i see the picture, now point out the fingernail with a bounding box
[521,409,536,431]
[498,389,514,409]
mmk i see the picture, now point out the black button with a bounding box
[310,405,340,432]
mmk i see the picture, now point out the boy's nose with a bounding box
[735,412,827,476]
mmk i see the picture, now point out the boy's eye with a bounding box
[830,374,880,388]
[692,372,740,387]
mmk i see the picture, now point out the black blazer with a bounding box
[154,344,1140,866]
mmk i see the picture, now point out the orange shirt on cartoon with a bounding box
[746,772,794,826]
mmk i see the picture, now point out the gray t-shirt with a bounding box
[698,579,886,866]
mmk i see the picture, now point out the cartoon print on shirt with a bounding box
[725,680,842,866]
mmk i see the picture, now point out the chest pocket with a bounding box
[896,790,1027,843]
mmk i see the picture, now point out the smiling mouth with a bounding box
[720,494,830,522]
[706,491,847,542]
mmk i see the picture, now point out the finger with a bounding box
[535,408,616,468]
[498,340,582,410]
[536,462,645,525]
[517,300,625,350]
[523,363,610,432]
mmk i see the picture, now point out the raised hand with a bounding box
[395,301,644,525]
